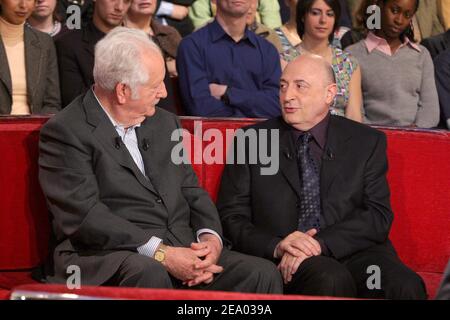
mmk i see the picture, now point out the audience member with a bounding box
[347,0,440,128]
[124,0,182,113]
[55,0,131,107]
[438,0,450,30]
[154,0,193,36]
[434,48,450,129]
[189,0,282,30]
[27,0,64,37]
[280,0,363,122]
[39,27,283,293]
[217,54,426,299]
[275,0,302,52]
[413,0,444,43]
[0,0,60,115]
[340,0,377,49]
[56,0,94,26]
[246,0,283,52]
[177,0,281,118]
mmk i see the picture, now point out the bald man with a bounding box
[217,54,427,299]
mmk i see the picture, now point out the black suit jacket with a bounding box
[39,89,222,285]
[0,25,60,114]
[55,22,104,107]
[421,30,450,60]
[217,115,393,261]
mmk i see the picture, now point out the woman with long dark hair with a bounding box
[0,0,60,115]
[346,0,439,128]
[281,0,363,122]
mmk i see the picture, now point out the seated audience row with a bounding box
[0,0,448,130]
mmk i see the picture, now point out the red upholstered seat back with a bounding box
[0,116,449,279]
[0,117,50,270]
[382,128,450,274]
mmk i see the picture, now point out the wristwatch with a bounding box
[154,244,167,264]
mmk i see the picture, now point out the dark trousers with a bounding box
[284,243,427,299]
[105,248,283,294]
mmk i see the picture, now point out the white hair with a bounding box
[93,27,163,99]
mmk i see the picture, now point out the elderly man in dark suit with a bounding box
[39,27,282,292]
[55,0,130,107]
[217,54,426,299]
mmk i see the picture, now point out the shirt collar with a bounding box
[92,87,141,130]
[291,113,330,150]
[365,32,421,55]
[209,18,257,47]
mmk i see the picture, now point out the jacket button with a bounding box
[156,198,162,204]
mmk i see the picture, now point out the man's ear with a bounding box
[115,83,129,104]
[325,83,337,105]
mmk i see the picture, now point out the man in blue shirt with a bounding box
[176,0,281,118]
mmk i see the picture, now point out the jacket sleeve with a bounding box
[415,48,440,128]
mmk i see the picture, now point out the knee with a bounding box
[238,256,283,294]
[119,254,171,288]
[293,256,356,297]
[385,271,427,300]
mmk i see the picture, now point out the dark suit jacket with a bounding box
[39,89,222,285]
[55,22,104,108]
[217,115,394,261]
[0,25,60,114]
[421,30,450,59]
[434,48,450,128]
[436,260,450,300]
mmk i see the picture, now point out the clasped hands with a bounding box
[163,233,223,287]
[275,229,322,284]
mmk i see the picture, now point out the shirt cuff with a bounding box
[137,236,162,258]
[197,229,223,248]
[156,1,174,17]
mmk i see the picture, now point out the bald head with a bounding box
[279,53,337,131]
[287,54,336,87]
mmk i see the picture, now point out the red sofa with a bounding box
[0,116,449,300]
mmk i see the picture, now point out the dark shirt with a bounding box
[176,19,281,118]
[434,48,450,129]
[291,113,330,167]
[290,113,332,256]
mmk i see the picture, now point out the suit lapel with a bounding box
[134,118,164,195]
[24,27,41,111]
[83,90,159,196]
[0,37,12,96]
[278,120,301,198]
[320,116,352,200]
